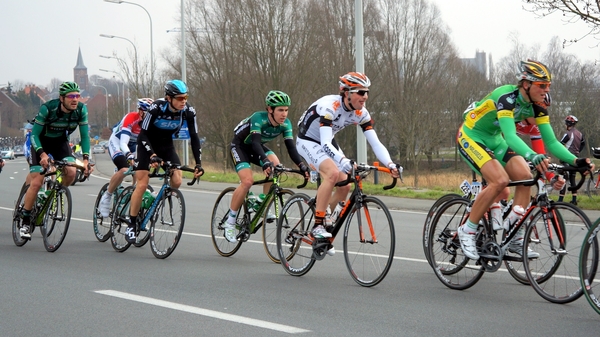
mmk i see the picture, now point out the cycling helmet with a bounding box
[59,81,80,96]
[137,98,154,111]
[265,90,291,107]
[24,123,33,131]
[164,80,188,97]
[516,59,552,82]
[339,72,371,91]
[565,115,578,127]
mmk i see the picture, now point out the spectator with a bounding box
[558,115,586,205]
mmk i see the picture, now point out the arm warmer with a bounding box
[363,129,393,165]
[284,138,304,166]
[319,125,345,164]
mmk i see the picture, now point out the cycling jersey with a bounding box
[30,98,90,160]
[230,111,303,171]
[137,98,202,166]
[516,120,545,154]
[460,84,575,165]
[108,111,142,157]
[296,94,392,169]
[560,127,585,156]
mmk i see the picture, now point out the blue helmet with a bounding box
[164,80,188,97]
[137,98,154,111]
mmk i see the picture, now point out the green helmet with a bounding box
[59,81,80,96]
[265,90,291,107]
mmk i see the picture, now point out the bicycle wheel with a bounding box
[133,206,152,248]
[585,172,600,199]
[149,188,185,259]
[12,183,29,247]
[277,193,316,277]
[427,198,485,290]
[523,201,593,304]
[110,186,133,253]
[262,189,294,263]
[343,196,395,287]
[41,186,72,252]
[504,207,539,286]
[210,187,244,257]
[580,219,600,315]
[92,183,112,242]
[423,193,463,267]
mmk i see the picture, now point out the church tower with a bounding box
[74,47,89,91]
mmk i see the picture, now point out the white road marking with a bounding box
[94,290,310,334]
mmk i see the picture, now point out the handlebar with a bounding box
[335,162,402,190]
[520,162,590,191]
[253,164,308,189]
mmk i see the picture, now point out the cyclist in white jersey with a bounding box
[98,98,153,217]
[296,72,401,253]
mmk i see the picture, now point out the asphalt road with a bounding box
[0,154,598,336]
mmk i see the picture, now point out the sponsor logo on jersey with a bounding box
[332,100,340,110]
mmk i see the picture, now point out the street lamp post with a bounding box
[100,34,139,86]
[100,69,127,114]
[104,0,154,95]
[100,55,132,111]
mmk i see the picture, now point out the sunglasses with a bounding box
[65,94,81,99]
[172,94,189,101]
[532,82,551,89]
[349,89,369,96]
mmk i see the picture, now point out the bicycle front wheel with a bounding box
[12,183,30,247]
[343,196,395,287]
[277,193,316,277]
[427,198,485,290]
[210,187,244,257]
[580,218,600,315]
[263,189,294,263]
[93,183,112,242]
[110,186,133,253]
[149,188,185,259]
[42,186,72,252]
[523,202,594,304]
[585,172,599,199]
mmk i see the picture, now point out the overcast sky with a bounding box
[1,0,598,89]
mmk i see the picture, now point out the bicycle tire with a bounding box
[42,186,72,252]
[12,183,30,247]
[580,218,600,315]
[262,189,294,263]
[277,193,316,277]
[343,196,395,287]
[210,187,244,257]
[427,197,485,290]
[585,171,599,199]
[423,193,463,267]
[149,188,185,259]
[110,186,134,252]
[504,207,539,286]
[93,183,112,242]
[523,201,593,304]
[133,205,152,248]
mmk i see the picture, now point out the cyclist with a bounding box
[222,90,310,243]
[296,72,401,255]
[456,60,593,260]
[19,81,92,239]
[125,80,204,244]
[558,115,586,205]
[98,98,154,217]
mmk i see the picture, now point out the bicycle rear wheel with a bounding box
[12,183,30,247]
[93,183,112,242]
[580,219,600,315]
[149,188,185,259]
[343,196,395,287]
[110,186,133,252]
[263,189,294,263]
[427,198,485,290]
[585,172,600,199]
[423,193,463,267]
[277,193,316,277]
[210,187,244,257]
[504,207,539,286]
[42,186,72,252]
[523,202,593,304]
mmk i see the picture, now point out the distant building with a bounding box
[461,51,490,79]
[74,47,89,92]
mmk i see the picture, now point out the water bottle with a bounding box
[36,191,47,207]
[502,205,525,231]
[490,202,503,231]
[254,193,266,212]
[247,192,256,213]
[141,189,155,209]
[331,202,344,223]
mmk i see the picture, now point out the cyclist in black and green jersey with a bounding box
[456,60,594,260]
[19,81,91,239]
[223,90,309,242]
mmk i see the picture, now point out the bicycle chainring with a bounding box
[479,241,503,272]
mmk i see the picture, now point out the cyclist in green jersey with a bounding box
[456,60,593,260]
[19,81,91,239]
[222,90,309,243]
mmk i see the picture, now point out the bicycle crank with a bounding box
[479,241,503,272]
[312,239,330,261]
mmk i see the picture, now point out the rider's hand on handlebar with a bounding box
[40,152,50,170]
[340,158,354,173]
[194,163,204,178]
[550,175,566,191]
[298,162,310,179]
[150,155,162,169]
[574,157,595,173]
[262,159,273,176]
[388,162,402,179]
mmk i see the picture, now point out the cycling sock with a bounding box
[464,219,478,233]
[227,209,238,225]
[314,211,325,228]
[129,216,137,228]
